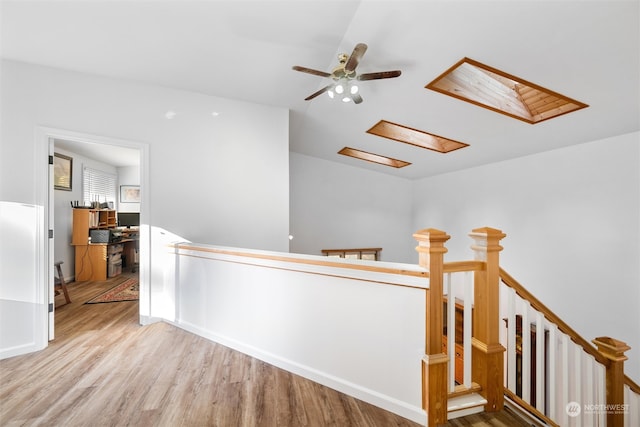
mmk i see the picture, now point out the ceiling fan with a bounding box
[292,43,402,104]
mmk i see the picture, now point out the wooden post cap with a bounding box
[592,336,631,362]
[469,227,506,253]
[471,226,507,236]
[413,228,450,256]
[413,228,451,243]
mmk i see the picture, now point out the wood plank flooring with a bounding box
[0,274,533,426]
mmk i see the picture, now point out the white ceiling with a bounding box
[2,0,638,178]
[54,138,141,168]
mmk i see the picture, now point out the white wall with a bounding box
[289,153,415,262]
[412,132,640,379]
[0,60,289,357]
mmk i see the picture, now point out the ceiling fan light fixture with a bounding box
[328,78,357,102]
[293,42,402,104]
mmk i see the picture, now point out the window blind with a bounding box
[82,167,116,205]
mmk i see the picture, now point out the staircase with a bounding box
[415,227,640,427]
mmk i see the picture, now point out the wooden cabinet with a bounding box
[75,244,107,281]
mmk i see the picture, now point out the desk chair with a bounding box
[54,261,71,305]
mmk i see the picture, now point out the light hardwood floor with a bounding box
[0,275,532,427]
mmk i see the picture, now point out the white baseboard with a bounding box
[0,341,44,360]
[170,319,427,425]
[139,315,162,326]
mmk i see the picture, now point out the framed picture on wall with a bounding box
[53,153,73,191]
[120,185,140,203]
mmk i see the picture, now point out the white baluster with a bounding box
[522,300,531,403]
[573,342,582,427]
[624,385,630,427]
[507,287,517,392]
[463,271,472,388]
[584,355,594,426]
[548,324,557,420]
[499,283,508,388]
[535,311,545,413]
[596,362,606,426]
[561,334,570,427]
[446,272,455,391]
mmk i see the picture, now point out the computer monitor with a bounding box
[118,212,140,228]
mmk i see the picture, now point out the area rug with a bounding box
[86,278,139,304]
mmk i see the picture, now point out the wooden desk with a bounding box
[74,238,137,281]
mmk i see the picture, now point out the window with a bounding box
[82,167,116,205]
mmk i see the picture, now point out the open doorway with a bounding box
[39,127,150,341]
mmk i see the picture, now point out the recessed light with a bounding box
[165,111,176,119]
[211,111,220,117]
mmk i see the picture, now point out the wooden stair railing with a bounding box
[499,268,609,366]
[500,265,636,427]
[468,227,507,414]
[414,228,450,427]
[417,227,508,426]
[420,227,637,427]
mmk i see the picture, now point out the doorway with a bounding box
[38,127,150,341]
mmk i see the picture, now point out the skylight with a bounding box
[338,147,411,168]
[366,120,469,153]
[425,57,588,124]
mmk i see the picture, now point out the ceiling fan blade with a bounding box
[304,85,333,101]
[357,70,402,81]
[292,65,331,78]
[344,43,367,73]
[352,93,363,104]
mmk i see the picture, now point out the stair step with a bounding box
[447,392,487,420]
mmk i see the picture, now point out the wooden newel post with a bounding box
[592,336,631,427]
[414,228,450,427]
[469,227,506,412]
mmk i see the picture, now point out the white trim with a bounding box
[34,128,50,351]
[35,126,151,332]
[47,137,55,340]
[173,243,428,288]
